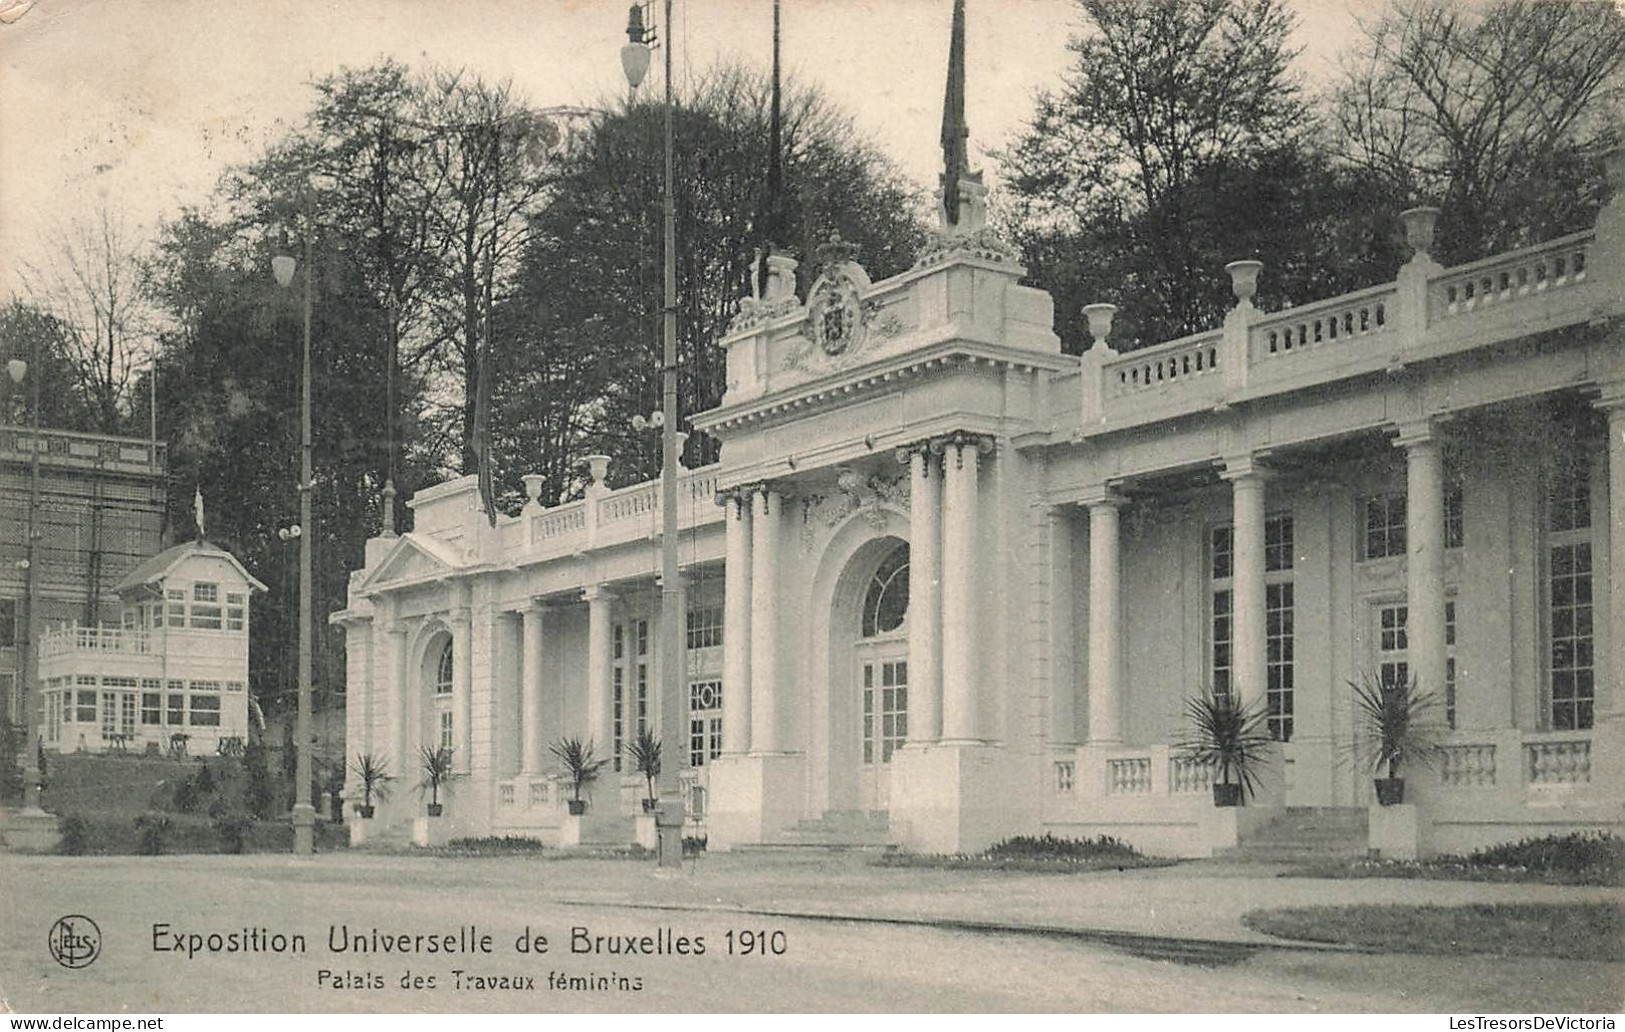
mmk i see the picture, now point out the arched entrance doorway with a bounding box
[825,538,910,813]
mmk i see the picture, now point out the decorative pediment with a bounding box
[358,533,464,594]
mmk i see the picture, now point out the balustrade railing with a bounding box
[1107,756,1152,794]
[1169,756,1214,794]
[531,505,585,542]
[39,625,152,658]
[1439,744,1497,788]
[1105,331,1222,396]
[1253,284,1395,360]
[1525,738,1591,785]
[1431,231,1591,320]
[1077,220,1608,432]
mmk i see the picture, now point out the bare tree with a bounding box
[1335,0,1625,261]
[21,203,156,432]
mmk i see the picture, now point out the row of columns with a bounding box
[1080,423,1451,743]
[901,434,992,744]
[719,484,783,754]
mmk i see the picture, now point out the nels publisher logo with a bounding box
[48,915,101,969]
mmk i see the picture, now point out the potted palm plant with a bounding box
[349,752,392,819]
[1348,673,1444,805]
[628,728,662,813]
[550,736,607,816]
[1176,688,1274,806]
[418,745,455,817]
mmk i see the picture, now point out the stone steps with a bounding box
[1219,806,1369,862]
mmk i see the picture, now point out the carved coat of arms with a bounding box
[805,262,869,357]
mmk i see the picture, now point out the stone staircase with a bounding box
[1218,806,1370,863]
[737,810,894,852]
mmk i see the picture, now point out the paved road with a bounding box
[0,851,1618,1012]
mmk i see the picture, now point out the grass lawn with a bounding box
[1285,858,1621,887]
[1243,903,1625,962]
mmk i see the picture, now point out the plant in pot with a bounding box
[550,736,607,816]
[1348,672,1444,805]
[1175,688,1274,807]
[417,745,456,818]
[627,728,662,814]
[349,752,392,819]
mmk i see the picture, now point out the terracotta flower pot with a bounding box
[641,798,658,814]
[426,803,444,818]
[357,804,375,819]
[567,799,587,816]
[1374,777,1406,806]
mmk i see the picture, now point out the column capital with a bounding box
[449,605,472,625]
[928,431,996,459]
[518,597,553,615]
[894,440,935,467]
[1218,453,1273,482]
[1076,481,1128,509]
[1592,382,1625,417]
[580,584,616,604]
[1392,418,1443,449]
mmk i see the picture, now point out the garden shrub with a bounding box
[213,812,253,854]
[135,812,173,855]
[683,834,707,857]
[985,833,1142,861]
[58,813,91,855]
[1455,832,1624,883]
[445,835,547,853]
[172,773,199,813]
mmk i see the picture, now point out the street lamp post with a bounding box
[7,337,43,815]
[272,230,317,856]
[623,0,684,869]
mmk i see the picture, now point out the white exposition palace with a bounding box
[333,53,1625,860]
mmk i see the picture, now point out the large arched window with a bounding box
[435,641,454,695]
[861,543,910,638]
[434,640,454,753]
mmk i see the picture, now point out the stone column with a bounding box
[584,586,615,756]
[941,437,983,742]
[750,487,781,752]
[388,617,409,770]
[1603,398,1625,721]
[906,445,943,742]
[1399,423,1447,700]
[1225,457,1269,713]
[452,595,473,773]
[520,602,545,775]
[1085,489,1125,743]
[721,491,754,754]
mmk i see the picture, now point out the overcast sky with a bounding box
[0,0,1365,303]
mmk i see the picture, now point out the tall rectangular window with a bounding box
[1444,482,1465,550]
[1548,463,1593,730]
[1209,526,1233,700]
[167,694,185,726]
[0,598,15,645]
[166,589,186,627]
[1265,581,1295,742]
[636,662,649,738]
[1377,604,1409,690]
[688,680,722,766]
[612,665,624,773]
[141,692,162,726]
[686,604,723,650]
[189,695,220,727]
[226,592,246,632]
[1445,600,1459,729]
[75,687,98,724]
[1363,495,1407,560]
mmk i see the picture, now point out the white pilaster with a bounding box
[1399,422,1448,700]
[1598,395,1625,721]
[1085,488,1125,743]
[584,586,615,756]
[941,439,981,742]
[751,487,781,753]
[1224,457,1269,713]
[907,445,943,743]
[520,602,545,775]
[451,590,473,773]
[722,491,754,754]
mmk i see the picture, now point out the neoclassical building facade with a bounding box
[334,157,1625,857]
